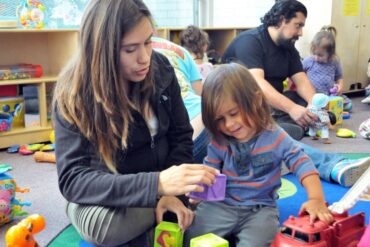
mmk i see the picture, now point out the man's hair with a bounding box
[261,0,307,28]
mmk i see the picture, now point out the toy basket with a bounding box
[0,113,12,132]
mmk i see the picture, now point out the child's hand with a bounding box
[299,199,333,224]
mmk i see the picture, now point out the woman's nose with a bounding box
[138,46,151,64]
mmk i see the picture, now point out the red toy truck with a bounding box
[270,212,365,247]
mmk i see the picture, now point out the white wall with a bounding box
[212,0,274,27]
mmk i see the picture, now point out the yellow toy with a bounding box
[5,214,45,247]
[336,128,356,138]
[329,96,344,125]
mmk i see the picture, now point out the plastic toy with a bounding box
[50,130,55,144]
[359,118,370,139]
[270,165,370,247]
[0,112,12,132]
[190,233,229,247]
[329,84,339,96]
[329,96,344,125]
[26,143,45,152]
[308,93,331,144]
[34,151,56,163]
[7,145,20,153]
[17,0,47,29]
[5,214,46,247]
[342,111,351,119]
[188,174,226,201]
[18,145,34,155]
[0,164,31,226]
[0,96,25,128]
[336,128,356,138]
[0,64,43,81]
[154,221,183,247]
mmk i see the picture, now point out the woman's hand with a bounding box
[299,199,333,224]
[158,164,219,196]
[155,196,194,231]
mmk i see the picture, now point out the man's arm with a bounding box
[250,68,315,127]
[290,71,315,104]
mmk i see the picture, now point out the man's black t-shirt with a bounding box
[222,25,303,93]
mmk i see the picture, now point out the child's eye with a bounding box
[230,110,239,116]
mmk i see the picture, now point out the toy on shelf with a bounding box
[188,174,226,201]
[0,64,43,81]
[0,164,31,226]
[0,112,12,132]
[5,214,45,247]
[154,221,183,247]
[270,166,370,247]
[16,0,47,29]
[336,128,356,138]
[190,233,229,247]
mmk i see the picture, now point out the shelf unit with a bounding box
[0,29,78,149]
[157,27,254,60]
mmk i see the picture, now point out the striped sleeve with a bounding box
[203,140,225,170]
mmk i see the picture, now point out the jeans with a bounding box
[297,141,344,182]
[193,129,210,163]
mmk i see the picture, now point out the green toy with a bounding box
[336,128,356,138]
[190,233,229,247]
[154,221,183,247]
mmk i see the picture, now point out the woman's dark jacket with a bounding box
[54,52,194,208]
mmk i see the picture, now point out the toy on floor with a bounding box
[190,233,229,247]
[154,221,183,247]
[342,111,350,119]
[0,164,31,226]
[359,118,370,139]
[270,165,370,247]
[5,214,45,247]
[336,128,356,138]
[34,151,56,163]
[308,93,331,144]
[188,174,226,201]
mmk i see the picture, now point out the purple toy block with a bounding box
[188,174,226,201]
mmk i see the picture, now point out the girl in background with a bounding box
[53,0,218,246]
[185,63,332,246]
[180,25,213,81]
[303,25,352,111]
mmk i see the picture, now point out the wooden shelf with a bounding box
[156,26,254,61]
[0,29,78,148]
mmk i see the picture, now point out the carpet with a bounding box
[48,153,370,247]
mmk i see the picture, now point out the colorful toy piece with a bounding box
[5,214,46,247]
[188,174,226,201]
[270,165,370,247]
[342,111,351,119]
[34,151,56,163]
[154,221,183,247]
[190,233,229,247]
[336,128,356,138]
[329,96,344,125]
[0,164,31,226]
[0,112,12,132]
[17,0,47,29]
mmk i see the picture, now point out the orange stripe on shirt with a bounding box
[251,132,286,154]
[205,156,221,164]
[211,140,228,152]
[290,156,309,172]
[223,169,238,177]
[233,171,280,187]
